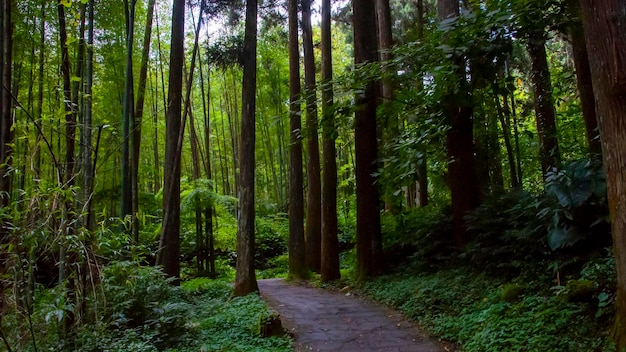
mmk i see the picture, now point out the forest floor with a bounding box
[258,279,455,352]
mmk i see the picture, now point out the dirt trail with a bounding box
[258,279,453,352]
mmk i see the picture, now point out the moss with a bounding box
[500,283,524,302]
[563,279,596,303]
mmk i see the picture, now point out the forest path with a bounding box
[258,278,454,352]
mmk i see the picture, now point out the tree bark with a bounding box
[288,0,308,280]
[320,0,340,282]
[577,0,626,349]
[121,0,136,235]
[157,0,185,282]
[567,0,601,155]
[130,0,157,240]
[233,0,260,296]
[301,0,322,273]
[83,0,95,230]
[353,0,383,281]
[438,0,480,247]
[0,0,13,211]
[527,32,561,179]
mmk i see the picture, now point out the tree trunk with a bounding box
[577,0,626,349]
[495,90,519,189]
[301,0,321,273]
[83,0,95,230]
[156,0,185,282]
[288,0,308,280]
[527,32,561,179]
[131,0,157,239]
[415,0,428,208]
[121,0,136,236]
[438,0,480,247]
[567,0,601,155]
[353,0,383,281]
[320,0,340,282]
[233,0,259,296]
[0,0,13,212]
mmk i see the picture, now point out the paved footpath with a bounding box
[258,279,454,352]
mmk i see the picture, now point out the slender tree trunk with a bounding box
[121,0,136,236]
[301,0,321,273]
[577,1,626,349]
[57,0,78,333]
[184,1,207,274]
[157,0,185,282]
[353,0,383,281]
[288,0,308,280]
[376,0,401,212]
[415,0,428,208]
[131,0,157,240]
[527,32,561,179]
[495,90,519,189]
[320,0,340,282]
[83,0,95,230]
[33,0,45,181]
[0,0,13,212]
[233,0,259,296]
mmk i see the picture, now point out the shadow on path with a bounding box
[258,279,454,352]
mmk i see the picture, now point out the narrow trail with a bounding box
[258,279,454,352]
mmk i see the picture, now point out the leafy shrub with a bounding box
[380,205,454,271]
[255,215,288,269]
[463,190,549,278]
[100,262,190,347]
[541,157,610,250]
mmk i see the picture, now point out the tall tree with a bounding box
[287,0,308,280]
[157,0,185,282]
[83,0,95,230]
[121,0,136,235]
[233,0,260,296]
[0,0,13,211]
[577,0,626,348]
[526,31,561,178]
[438,0,480,247]
[320,0,340,282]
[131,0,157,240]
[301,0,321,273]
[566,0,600,155]
[353,0,383,281]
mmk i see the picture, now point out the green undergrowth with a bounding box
[2,265,291,352]
[360,266,615,351]
[359,184,616,352]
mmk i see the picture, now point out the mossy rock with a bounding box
[500,283,524,302]
[258,312,285,337]
[563,279,596,303]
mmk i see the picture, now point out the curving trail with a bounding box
[258,279,454,352]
